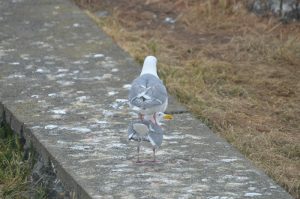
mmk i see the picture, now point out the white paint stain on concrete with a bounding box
[54,126,92,133]
[56,80,74,86]
[102,73,112,79]
[184,134,204,140]
[110,99,128,110]
[45,61,55,65]
[107,91,118,96]
[25,65,33,69]
[107,143,127,149]
[164,134,184,140]
[73,23,80,27]
[31,126,41,129]
[70,127,92,133]
[122,84,131,89]
[57,140,68,145]
[116,99,127,103]
[49,109,67,115]
[76,90,85,94]
[72,70,80,74]
[102,110,114,117]
[114,164,129,168]
[70,145,92,150]
[76,96,90,101]
[20,54,30,60]
[51,115,63,119]
[222,175,249,181]
[244,192,262,197]
[36,68,49,73]
[9,62,20,65]
[31,95,39,98]
[94,54,104,58]
[57,68,69,73]
[7,74,25,78]
[12,0,24,3]
[48,93,58,97]
[248,187,257,191]
[95,120,108,124]
[45,125,58,130]
[221,158,238,163]
[88,76,101,81]
[56,73,66,78]
[73,60,89,65]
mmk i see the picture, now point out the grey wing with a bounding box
[128,122,139,141]
[147,124,163,147]
[128,121,151,141]
[129,74,168,109]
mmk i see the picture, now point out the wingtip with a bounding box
[128,133,134,140]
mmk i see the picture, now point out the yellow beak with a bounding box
[163,114,173,120]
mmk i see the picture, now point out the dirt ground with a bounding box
[74,0,300,198]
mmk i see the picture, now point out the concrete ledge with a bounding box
[0,106,90,198]
[0,0,293,198]
[5,107,23,136]
[22,126,71,198]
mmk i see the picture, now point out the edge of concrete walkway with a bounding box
[0,102,90,198]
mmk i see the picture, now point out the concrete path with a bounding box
[0,0,293,198]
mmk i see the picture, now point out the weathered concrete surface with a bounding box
[0,0,293,198]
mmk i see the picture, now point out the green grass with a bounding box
[0,123,47,199]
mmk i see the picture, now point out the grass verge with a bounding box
[0,123,47,199]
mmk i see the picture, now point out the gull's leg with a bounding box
[136,141,141,163]
[139,113,144,121]
[152,148,156,162]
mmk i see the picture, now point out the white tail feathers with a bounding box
[140,56,158,78]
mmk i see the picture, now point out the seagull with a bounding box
[128,112,173,163]
[128,56,168,123]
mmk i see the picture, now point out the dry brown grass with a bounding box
[77,0,300,197]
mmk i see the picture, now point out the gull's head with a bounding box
[155,112,173,125]
[144,56,157,65]
[140,55,158,78]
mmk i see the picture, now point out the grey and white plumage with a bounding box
[128,119,163,148]
[128,112,173,162]
[128,56,168,116]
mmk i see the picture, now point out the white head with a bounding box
[144,112,173,125]
[140,56,159,78]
